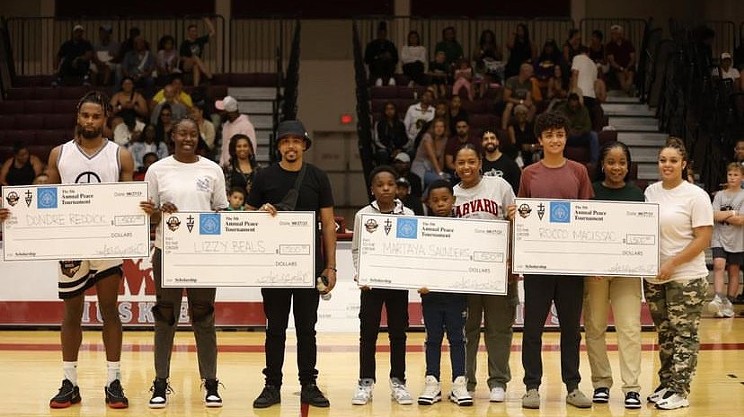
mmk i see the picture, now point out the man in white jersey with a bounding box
[44,92,134,409]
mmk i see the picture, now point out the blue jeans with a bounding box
[421,293,467,382]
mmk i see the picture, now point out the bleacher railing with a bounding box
[4,15,299,78]
[274,19,301,163]
[0,17,13,94]
[355,16,576,65]
[352,20,375,194]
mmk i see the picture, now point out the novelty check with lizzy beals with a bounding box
[357,214,509,295]
[2,182,150,261]
[512,198,660,276]
[161,211,315,288]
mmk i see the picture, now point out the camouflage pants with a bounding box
[643,278,707,397]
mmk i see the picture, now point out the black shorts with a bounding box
[711,247,744,266]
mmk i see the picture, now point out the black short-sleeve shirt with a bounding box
[179,35,209,58]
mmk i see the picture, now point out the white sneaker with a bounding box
[389,77,396,86]
[375,78,383,87]
[722,298,735,318]
[490,386,506,402]
[655,392,689,410]
[708,295,725,317]
[449,376,473,406]
[647,386,668,403]
[351,378,374,405]
[390,378,413,405]
[417,375,441,405]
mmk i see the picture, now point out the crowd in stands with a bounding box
[364,22,638,192]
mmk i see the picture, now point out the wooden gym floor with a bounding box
[2,318,744,416]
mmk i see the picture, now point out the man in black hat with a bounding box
[364,21,399,86]
[247,120,337,409]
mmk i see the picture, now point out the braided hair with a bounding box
[76,90,112,117]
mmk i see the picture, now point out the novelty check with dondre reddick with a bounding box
[357,214,509,295]
[512,198,660,276]
[1,182,150,261]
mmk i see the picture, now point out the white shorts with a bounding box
[58,259,123,299]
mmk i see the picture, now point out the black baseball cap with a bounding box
[277,120,312,149]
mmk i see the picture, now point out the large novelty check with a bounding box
[512,198,659,276]
[161,211,315,288]
[2,182,149,261]
[357,214,509,295]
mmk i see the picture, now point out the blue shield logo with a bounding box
[396,217,418,239]
[550,201,571,223]
[37,187,58,209]
[199,213,221,235]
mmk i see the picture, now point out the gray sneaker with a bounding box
[522,389,540,409]
[567,388,592,408]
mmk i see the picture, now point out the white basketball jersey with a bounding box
[57,139,121,184]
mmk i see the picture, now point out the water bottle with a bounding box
[316,275,332,301]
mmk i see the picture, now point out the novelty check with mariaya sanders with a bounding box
[161,211,315,288]
[512,198,660,276]
[1,182,150,261]
[357,214,509,295]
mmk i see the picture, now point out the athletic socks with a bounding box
[63,361,78,386]
[107,362,121,387]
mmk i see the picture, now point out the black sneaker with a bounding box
[625,391,642,409]
[49,379,81,408]
[204,379,223,408]
[149,378,172,409]
[104,379,129,409]
[301,383,330,407]
[592,387,610,403]
[253,385,281,408]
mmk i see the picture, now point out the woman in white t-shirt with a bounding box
[643,137,713,410]
[451,143,517,402]
[140,117,228,409]
[400,30,427,86]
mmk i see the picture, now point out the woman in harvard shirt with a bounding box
[452,143,518,402]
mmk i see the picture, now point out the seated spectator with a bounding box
[403,89,436,148]
[507,104,538,165]
[547,64,570,111]
[473,29,504,97]
[735,139,744,166]
[154,104,176,150]
[452,58,475,101]
[156,35,180,82]
[53,24,94,86]
[563,29,583,65]
[150,84,189,125]
[110,77,149,123]
[216,96,257,167]
[395,176,424,215]
[401,30,427,87]
[32,173,51,185]
[191,102,216,152]
[481,129,521,193]
[133,152,160,181]
[428,51,450,98]
[555,92,600,165]
[445,119,480,175]
[113,112,145,146]
[92,24,119,86]
[392,152,423,201]
[130,124,169,170]
[364,21,398,86]
[150,74,193,111]
[713,52,741,89]
[606,25,636,95]
[414,97,449,156]
[501,63,537,130]
[227,187,247,211]
[435,26,464,70]
[588,30,607,72]
[122,35,156,90]
[505,23,536,79]
[0,141,44,186]
[224,133,258,197]
[179,17,216,86]
[448,95,468,136]
[411,117,449,188]
[112,27,144,87]
[534,39,564,84]
[373,101,409,164]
